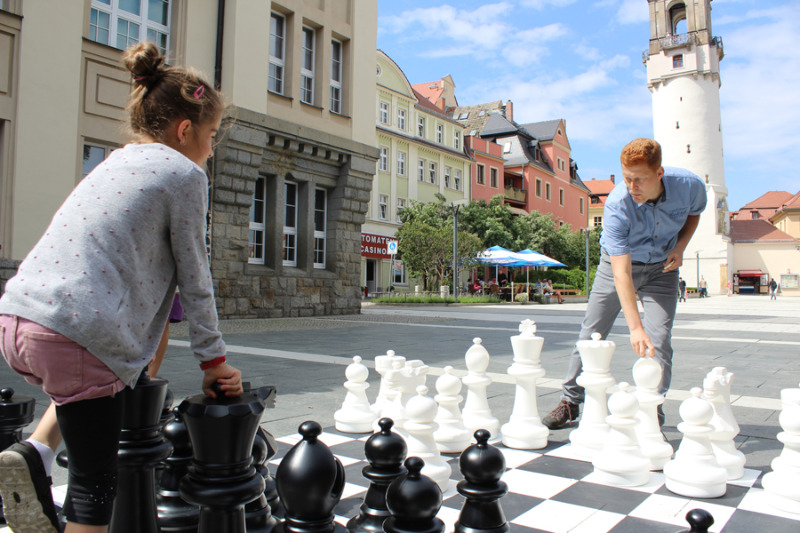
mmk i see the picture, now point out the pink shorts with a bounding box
[0,315,125,405]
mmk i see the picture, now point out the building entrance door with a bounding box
[366,259,376,295]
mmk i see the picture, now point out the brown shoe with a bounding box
[543,399,580,430]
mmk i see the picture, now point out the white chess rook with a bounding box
[592,382,651,487]
[761,385,800,515]
[501,319,549,450]
[664,388,727,498]
[461,338,501,440]
[372,350,406,415]
[404,385,452,492]
[633,357,673,470]
[334,356,378,433]
[703,367,745,480]
[433,366,471,454]
[374,360,409,437]
[569,332,616,458]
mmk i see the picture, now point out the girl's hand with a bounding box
[203,362,243,397]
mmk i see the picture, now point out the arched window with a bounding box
[669,3,687,35]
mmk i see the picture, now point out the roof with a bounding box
[585,179,616,196]
[410,87,460,125]
[451,101,506,133]
[771,190,800,220]
[740,191,794,209]
[480,112,520,137]
[519,119,564,142]
[411,81,444,106]
[729,220,797,243]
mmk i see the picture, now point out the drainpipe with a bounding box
[214,0,225,90]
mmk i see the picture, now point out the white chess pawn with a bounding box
[633,357,673,470]
[569,332,616,458]
[501,319,549,450]
[372,350,406,415]
[663,387,728,498]
[433,366,471,453]
[461,337,500,440]
[592,382,651,486]
[334,356,378,433]
[703,367,745,480]
[405,384,452,492]
[761,384,800,515]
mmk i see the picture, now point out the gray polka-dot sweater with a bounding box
[0,143,225,387]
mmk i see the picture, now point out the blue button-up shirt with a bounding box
[599,166,707,264]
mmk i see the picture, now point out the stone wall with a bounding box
[209,107,377,319]
[0,258,21,294]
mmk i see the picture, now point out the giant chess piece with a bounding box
[179,385,272,533]
[703,367,745,480]
[591,383,650,487]
[376,360,409,437]
[761,383,800,515]
[335,356,378,433]
[462,338,500,440]
[663,388,727,498]
[275,421,346,533]
[256,426,283,518]
[501,319,548,450]
[0,387,35,525]
[246,426,279,532]
[373,350,406,415]
[454,429,510,533]
[404,385,451,492]
[569,332,616,458]
[110,370,173,533]
[632,357,673,470]
[346,418,408,533]
[677,508,714,533]
[384,457,445,533]
[433,366,471,454]
[157,406,200,533]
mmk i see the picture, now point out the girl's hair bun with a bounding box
[123,42,165,88]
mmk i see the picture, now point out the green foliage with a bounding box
[371,294,501,304]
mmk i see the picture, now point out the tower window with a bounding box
[676,121,680,129]
[673,54,684,68]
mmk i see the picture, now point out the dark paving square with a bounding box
[442,491,545,523]
[723,508,800,533]
[517,455,595,480]
[334,496,363,520]
[343,460,370,487]
[550,481,651,515]
[328,439,371,461]
[608,516,688,532]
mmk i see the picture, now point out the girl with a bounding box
[0,42,242,533]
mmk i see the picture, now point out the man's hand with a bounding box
[662,247,684,272]
[630,327,656,358]
[203,362,243,398]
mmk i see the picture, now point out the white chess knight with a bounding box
[568,332,616,458]
[334,356,378,433]
[501,319,549,450]
[632,357,673,470]
[461,337,501,440]
[592,382,651,487]
[404,385,452,492]
[761,383,800,515]
[703,367,745,480]
[433,366,471,453]
[663,387,728,498]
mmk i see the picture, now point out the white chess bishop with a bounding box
[703,367,745,480]
[664,387,728,498]
[404,384,452,492]
[592,382,651,487]
[334,355,378,433]
[461,337,500,440]
[569,332,616,458]
[501,319,549,450]
[761,383,800,515]
[433,366,471,453]
[632,357,673,470]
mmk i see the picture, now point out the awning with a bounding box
[507,206,528,216]
[737,270,763,277]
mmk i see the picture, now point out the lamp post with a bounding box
[452,204,460,301]
[584,227,591,296]
[696,250,700,290]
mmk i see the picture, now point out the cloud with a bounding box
[519,0,577,9]
[617,0,649,25]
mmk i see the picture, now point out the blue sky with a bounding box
[377,0,800,211]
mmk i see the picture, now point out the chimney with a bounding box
[610,174,615,184]
[505,100,513,122]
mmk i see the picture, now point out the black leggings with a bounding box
[56,394,124,526]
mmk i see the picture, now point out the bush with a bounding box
[514,292,529,303]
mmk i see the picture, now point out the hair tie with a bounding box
[193,85,205,99]
[133,75,147,82]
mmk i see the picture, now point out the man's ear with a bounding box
[657,166,665,180]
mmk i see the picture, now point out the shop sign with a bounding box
[361,233,395,259]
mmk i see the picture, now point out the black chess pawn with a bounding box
[109,370,173,533]
[245,426,279,532]
[347,417,408,533]
[384,456,445,533]
[156,406,199,533]
[454,429,509,533]
[275,421,346,533]
[0,387,36,525]
[678,508,714,533]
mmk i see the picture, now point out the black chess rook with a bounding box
[384,456,445,533]
[156,405,199,533]
[454,429,509,533]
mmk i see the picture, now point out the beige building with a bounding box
[0,0,379,317]
[730,220,799,296]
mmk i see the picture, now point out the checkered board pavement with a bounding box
[270,427,800,533]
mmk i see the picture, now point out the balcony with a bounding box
[660,33,696,50]
[504,186,527,203]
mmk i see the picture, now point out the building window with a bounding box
[379,102,389,124]
[444,167,451,188]
[536,178,542,198]
[249,176,267,264]
[580,197,584,214]
[397,152,406,176]
[393,260,407,285]
[283,182,298,267]
[436,124,443,144]
[379,147,388,172]
[269,13,286,94]
[503,142,512,153]
[314,188,327,268]
[300,27,315,105]
[476,164,485,185]
[673,54,683,68]
[546,183,551,201]
[89,0,170,53]
[330,39,342,113]
[417,159,425,181]
[593,216,602,227]
[751,212,759,220]
[82,143,114,178]
[454,169,461,191]
[396,198,406,223]
[559,188,565,206]
[397,109,406,131]
[428,162,437,184]
[454,131,461,150]
[417,116,425,137]
[591,196,600,204]
[490,168,498,188]
[379,194,388,220]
